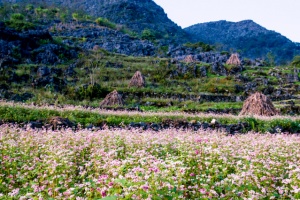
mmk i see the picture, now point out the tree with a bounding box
[266,52,275,67]
[291,56,300,67]
[141,29,156,41]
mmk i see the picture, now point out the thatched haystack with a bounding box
[226,53,241,66]
[99,90,124,107]
[129,71,145,88]
[184,55,195,63]
[93,45,101,51]
[239,92,278,116]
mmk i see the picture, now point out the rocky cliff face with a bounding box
[185,20,299,64]
[0,22,77,65]
[51,22,156,56]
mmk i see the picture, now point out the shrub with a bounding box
[95,17,116,29]
[291,55,300,67]
[6,13,35,31]
[141,29,156,41]
[34,7,43,16]
[72,12,79,21]
[11,4,19,10]
[25,4,34,12]
[184,42,214,52]
[10,13,24,21]
[75,84,108,101]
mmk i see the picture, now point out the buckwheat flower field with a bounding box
[0,125,300,199]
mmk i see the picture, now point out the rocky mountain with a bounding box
[1,0,299,63]
[0,0,190,44]
[185,20,299,64]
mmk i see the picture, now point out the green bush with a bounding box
[95,17,116,29]
[291,55,300,67]
[6,13,35,31]
[141,29,156,41]
[25,4,34,12]
[10,13,24,21]
[72,12,80,21]
[75,84,108,101]
[184,42,214,52]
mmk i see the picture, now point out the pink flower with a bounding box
[101,190,107,197]
[199,188,206,194]
[8,188,19,197]
[190,173,195,177]
[141,185,149,191]
[99,175,108,180]
[63,190,71,196]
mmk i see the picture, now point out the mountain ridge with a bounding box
[0,0,299,62]
[185,20,299,64]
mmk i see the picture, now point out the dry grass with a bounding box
[226,53,241,66]
[184,55,195,63]
[240,92,278,116]
[129,71,145,88]
[99,90,124,107]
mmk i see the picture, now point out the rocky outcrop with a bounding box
[172,52,229,63]
[48,116,76,130]
[0,23,77,64]
[51,22,156,56]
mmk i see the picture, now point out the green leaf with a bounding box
[100,196,117,200]
[115,179,127,186]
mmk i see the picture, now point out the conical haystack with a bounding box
[99,90,124,107]
[129,71,145,88]
[184,55,195,63]
[226,53,241,66]
[239,92,278,116]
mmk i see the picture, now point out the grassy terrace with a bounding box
[7,52,300,113]
[1,101,300,133]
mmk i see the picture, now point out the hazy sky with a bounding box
[153,0,300,42]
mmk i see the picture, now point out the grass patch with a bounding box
[1,104,300,133]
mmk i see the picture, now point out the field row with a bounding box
[1,101,300,133]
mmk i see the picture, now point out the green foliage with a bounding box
[221,51,230,56]
[266,52,275,66]
[71,12,79,21]
[5,13,35,31]
[11,4,19,10]
[141,29,156,41]
[39,39,51,45]
[184,41,215,52]
[1,104,300,133]
[25,4,34,12]
[157,45,169,56]
[34,6,42,15]
[95,17,116,29]
[71,84,108,101]
[10,13,24,21]
[291,55,300,67]
[53,36,63,45]
[59,12,68,22]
